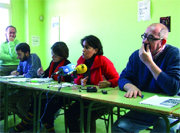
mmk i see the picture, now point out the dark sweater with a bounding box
[119,44,180,96]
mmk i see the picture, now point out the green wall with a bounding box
[11,0,180,73]
[25,0,45,67]
[11,0,46,67]
[11,0,25,42]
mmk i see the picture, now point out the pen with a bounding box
[141,95,144,99]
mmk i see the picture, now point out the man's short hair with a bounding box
[149,23,168,39]
[16,43,30,53]
[6,25,17,33]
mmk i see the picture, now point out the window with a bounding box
[0,0,11,43]
[0,0,10,4]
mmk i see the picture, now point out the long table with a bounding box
[80,89,180,133]
[0,78,86,133]
[172,108,180,118]
[0,77,180,133]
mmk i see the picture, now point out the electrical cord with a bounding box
[39,84,62,124]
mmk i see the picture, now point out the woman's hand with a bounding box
[98,75,111,88]
[81,76,88,86]
[98,81,111,88]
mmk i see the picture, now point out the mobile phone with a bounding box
[144,44,151,51]
[87,87,97,92]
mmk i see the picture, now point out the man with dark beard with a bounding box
[11,42,41,77]
[1,43,41,122]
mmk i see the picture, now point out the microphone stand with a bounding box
[58,73,61,83]
[57,68,65,83]
[71,71,77,83]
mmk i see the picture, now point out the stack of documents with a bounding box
[0,75,24,78]
[2,77,53,83]
[140,95,180,108]
[6,78,29,82]
[48,83,74,88]
[29,78,53,83]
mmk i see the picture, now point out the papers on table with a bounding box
[1,76,73,88]
[48,82,74,88]
[29,78,53,83]
[0,75,24,78]
[140,95,180,108]
[4,77,53,83]
[6,78,29,82]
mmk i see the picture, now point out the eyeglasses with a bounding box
[9,32,16,34]
[141,33,162,42]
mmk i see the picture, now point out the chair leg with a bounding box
[104,115,109,133]
[106,114,110,133]
[64,109,68,133]
[103,107,114,133]
[13,113,16,124]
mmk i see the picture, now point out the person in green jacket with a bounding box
[0,25,20,120]
[0,25,20,76]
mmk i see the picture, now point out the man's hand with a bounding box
[139,44,162,80]
[124,83,142,98]
[139,44,153,65]
[37,67,44,76]
[11,70,19,76]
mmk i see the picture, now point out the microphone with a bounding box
[52,64,87,76]
[52,64,75,76]
[75,64,87,74]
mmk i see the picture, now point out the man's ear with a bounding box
[161,39,166,46]
[5,33,8,41]
[25,52,30,56]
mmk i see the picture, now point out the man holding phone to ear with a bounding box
[112,23,180,132]
[0,25,20,76]
[0,26,20,120]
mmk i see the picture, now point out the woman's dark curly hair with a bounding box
[81,35,103,55]
[51,41,69,59]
